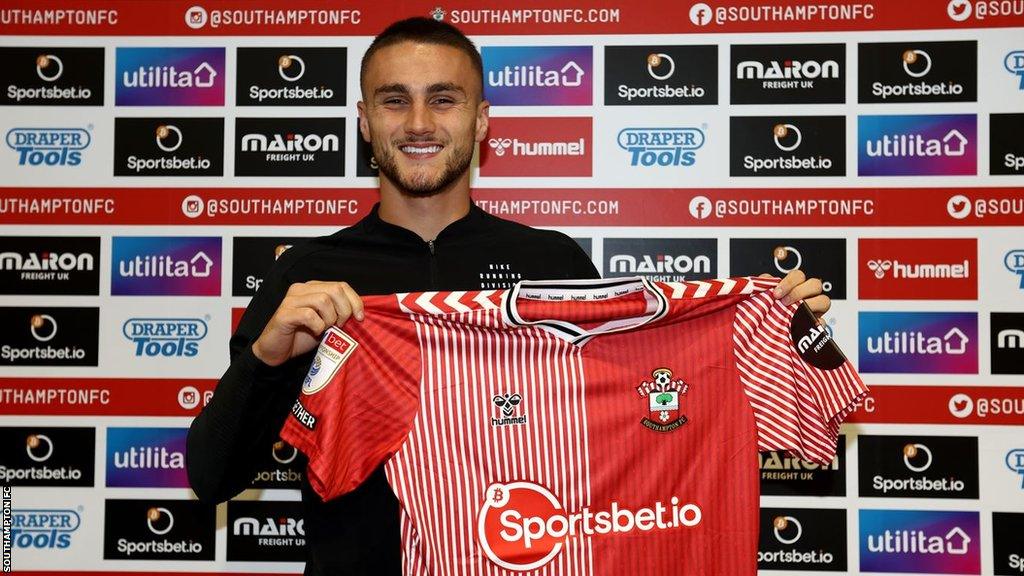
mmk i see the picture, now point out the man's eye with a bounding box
[432,97,454,105]
[383,98,407,105]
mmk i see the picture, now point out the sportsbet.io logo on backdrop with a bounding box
[103,499,215,560]
[857,435,979,498]
[858,41,977,103]
[114,118,223,176]
[730,239,847,300]
[2,47,103,106]
[0,427,95,487]
[990,113,1024,175]
[0,307,98,367]
[482,46,592,105]
[604,45,717,105]
[729,116,845,176]
[757,508,847,571]
[236,47,346,106]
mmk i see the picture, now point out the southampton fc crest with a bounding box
[636,367,689,432]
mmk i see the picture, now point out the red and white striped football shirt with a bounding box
[281,276,866,576]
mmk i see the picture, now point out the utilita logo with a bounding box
[859,312,978,374]
[482,46,592,105]
[115,47,225,106]
[2,48,103,105]
[122,318,208,357]
[5,127,90,167]
[859,42,976,103]
[114,118,224,176]
[106,428,188,488]
[859,510,980,574]
[617,127,705,168]
[11,509,81,550]
[477,481,701,570]
[731,43,845,104]
[111,237,221,296]
[858,114,976,176]
[480,117,591,177]
[604,45,717,105]
[859,238,977,300]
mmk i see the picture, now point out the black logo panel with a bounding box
[2,47,103,106]
[0,236,100,295]
[356,134,379,177]
[232,237,310,297]
[991,113,1024,175]
[0,307,99,366]
[236,47,346,106]
[991,312,1024,375]
[731,43,845,104]
[729,238,846,300]
[103,499,215,560]
[0,427,95,487]
[993,512,1024,576]
[858,41,976,103]
[730,116,845,176]
[758,508,847,571]
[604,45,717,105]
[227,500,305,561]
[235,117,344,176]
[857,435,979,498]
[603,238,717,282]
[760,435,846,496]
[114,117,224,176]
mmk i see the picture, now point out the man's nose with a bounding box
[405,101,436,136]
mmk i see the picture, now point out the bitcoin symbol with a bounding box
[492,488,504,503]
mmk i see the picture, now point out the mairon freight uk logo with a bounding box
[758,508,846,571]
[993,512,1024,576]
[859,238,977,300]
[603,238,716,282]
[103,499,215,560]
[859,510,980,574]
[482,46,592,105]
[991,313,1024,375]
[0,236,99,295]
[479,117,591,177]
[858,312,978,374]
[617,127,705,168]
[0,427,94,487]
[604,45,717,105]
[111,237,221,296]
[11,509,82,550]
[227,500,305,561]
[5,127,91,167]
[731,43,845,104]
[730,239,846,300]
[115,47,224,106]
[729,116,844,176]
[235,117,344,176]
[2,47,103,105]
[857,435,979,499]
[236,47,346,106]
[113,117,223,176]
[858,114,976,176]
[858,41,976,103]
[990,113,1024,175]
[760,436,846,497]
[106,428,187,488]
[0,307,98,366]
[231,237,307,296]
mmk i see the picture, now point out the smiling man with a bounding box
[186,16,828,576]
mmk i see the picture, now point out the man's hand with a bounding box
[252,281,364,367]
[764,270,831,319]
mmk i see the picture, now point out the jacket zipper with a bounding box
[427,239,439,289]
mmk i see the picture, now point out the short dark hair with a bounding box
[360,17,484,98]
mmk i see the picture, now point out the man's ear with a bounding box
[357,100,371,143]
[475,100,490,143]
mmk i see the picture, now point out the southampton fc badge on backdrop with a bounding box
[636,368,689,432]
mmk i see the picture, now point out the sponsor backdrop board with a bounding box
[0,1,1021,574]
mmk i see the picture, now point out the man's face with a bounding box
[358,42,488,197]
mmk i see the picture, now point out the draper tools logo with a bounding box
[2,48,103,105]
[0,236,99,295]
[482,46,592,105]
[479,117,591,177]
[858,114,976,176]
[858,312,978,374]
[859,510,980,574]
[757,509,846,571]
[235,117,344,176]
[103,500,215,560]
[122,318,208,358]
[1006,50,1024,90]
[0,307,98,366]
[6,127,91,167]
[227,500,305,561]
[236,48,346,106]
[604,238,716,282]
[113,118,223,176]
[617,127,705,168]
[859,238,977,300]
[991,113,1024,175]
[106,428,188,488]
[731,43,845,104]
[1006,250,1024,289]
[760,436,845,497]
[730,239,846,299]
[477,481,701,570]
[730,117,844,176]
[111,237,221,296]
[993,512,1024,576]
[11,509,82,550]
[858,41,977,103]
[604,45,717,105]
[858,435,979,498]
[0,427,94,486]
[115,47,224,106]
[991,313,1024,375]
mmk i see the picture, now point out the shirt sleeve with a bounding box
[733,292,867,465]
[279,310,422,501]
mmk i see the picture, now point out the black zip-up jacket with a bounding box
[186,203,599,575]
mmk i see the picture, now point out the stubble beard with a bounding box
[373,137,474,199]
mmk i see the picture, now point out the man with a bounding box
[186,17,829,575]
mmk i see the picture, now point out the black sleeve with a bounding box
[569,241,601,280]
[185,256,310,503]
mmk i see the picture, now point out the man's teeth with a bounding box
[401,145,441,154]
